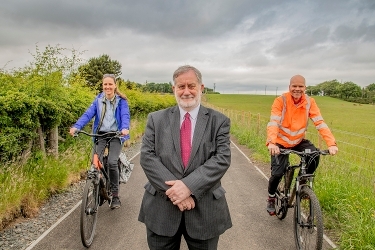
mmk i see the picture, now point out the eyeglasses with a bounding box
[103,74,116,78]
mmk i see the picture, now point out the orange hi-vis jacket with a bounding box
[266,92,337,148]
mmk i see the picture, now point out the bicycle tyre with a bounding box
[294,187,324,250]
[275,176,288,220]
[80,178,99,247]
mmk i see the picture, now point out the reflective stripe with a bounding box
[316,123,328,130]
[267,121,278,127]
[280,95,287,123]
[312,116,323,122]
[270,115,281,121]
[305,95,310,128]
[278,133,303,145]
[279,126,306,136]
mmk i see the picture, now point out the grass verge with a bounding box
[0,117,146,231]
[205,96,375,250]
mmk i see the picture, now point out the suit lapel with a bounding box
[187,106,209,169]
[169,106,184,170]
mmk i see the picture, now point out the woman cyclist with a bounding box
[69,74,130,209]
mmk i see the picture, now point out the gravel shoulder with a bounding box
[0,142,142,250]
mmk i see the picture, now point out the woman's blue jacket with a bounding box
[72,92,130,143]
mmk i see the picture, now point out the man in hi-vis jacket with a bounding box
[266,75,338,215]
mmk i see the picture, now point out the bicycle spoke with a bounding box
[294,187,324,250]
[80,178,99,247]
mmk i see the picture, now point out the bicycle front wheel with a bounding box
[294,187,324,250]
[80,178,99,247]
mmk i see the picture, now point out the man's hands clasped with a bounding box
[165,180,195,212]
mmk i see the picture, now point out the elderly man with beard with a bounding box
[138,65,232,250]
[265,75,338,215]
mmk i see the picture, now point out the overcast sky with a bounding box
[1,0,374,94]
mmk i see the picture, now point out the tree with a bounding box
[306,85,320,96]
[365,83,375,103]
[366,83,375,92]
[78,54,122,91]
[318,79,341,96]
[142,82,173,93]
[117,78,140,90]
[338,81,362,99]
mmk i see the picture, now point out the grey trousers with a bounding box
[95,136,122,196]
[146,213,219,250]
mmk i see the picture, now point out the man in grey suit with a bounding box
[138,65,232,250]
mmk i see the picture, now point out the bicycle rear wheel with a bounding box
[294,187,323,250]
[80,178,99,247]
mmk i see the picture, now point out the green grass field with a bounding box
[205,94,375,250]
[205,94,375,136]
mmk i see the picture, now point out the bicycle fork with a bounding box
[294,178,315,229]
[285,168,295,208]
[85,166,101,215]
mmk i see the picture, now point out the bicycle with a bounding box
[74,130,121,248]
[274,148,330,250]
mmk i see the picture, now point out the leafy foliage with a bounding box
[366,83,375,91]
[139,81,217,94]
[339,81,362,99]
[142,82,173,93]
[0,45,93,162]
[117,78,142,90]
[78,54,122,91]
[307,79,375,104]
[119,88,176,117]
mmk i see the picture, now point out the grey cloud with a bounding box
[270,26,330,56]
[0,0,374,92]
[332,20,375,42]
[1,0,281,42]
[246,10,279,32]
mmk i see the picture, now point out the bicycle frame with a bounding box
[287,156,315,209]
[275,148,329,249]
[76,130,120,247]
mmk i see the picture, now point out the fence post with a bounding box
[48,126,59,157]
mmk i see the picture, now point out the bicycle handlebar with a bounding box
[73,130,121,138]
[279,148,330,156]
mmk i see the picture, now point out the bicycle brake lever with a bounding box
[321,149,330,155]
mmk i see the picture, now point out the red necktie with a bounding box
[180,113,192,168]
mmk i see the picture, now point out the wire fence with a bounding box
[204,103,375,193]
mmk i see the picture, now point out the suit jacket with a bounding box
[138,105,232,240]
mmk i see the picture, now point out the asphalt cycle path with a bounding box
[28,139,335,250]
